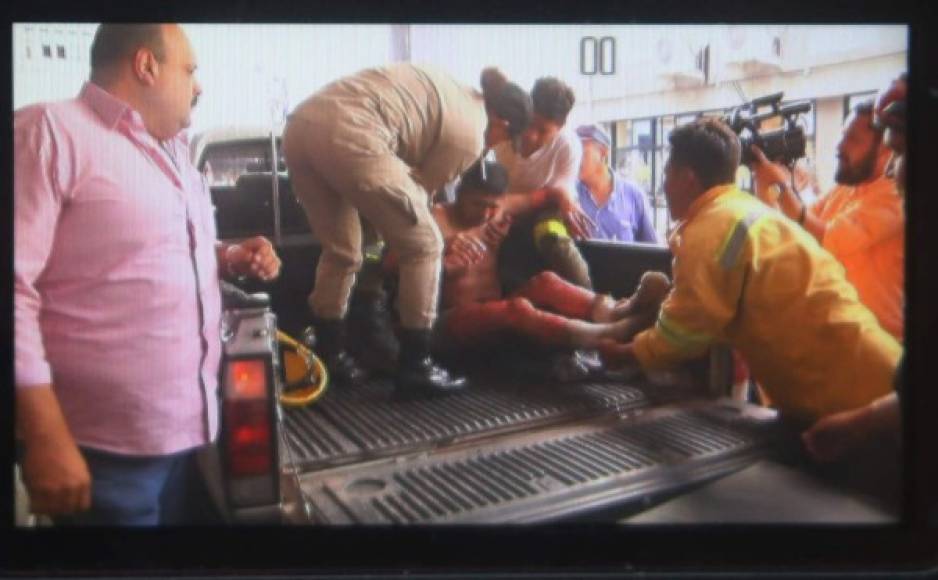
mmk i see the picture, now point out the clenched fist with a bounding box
[224,236,282,281]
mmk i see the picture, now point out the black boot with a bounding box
[395,328,468,398]
[347,291,400,376]
[307,316,368,386]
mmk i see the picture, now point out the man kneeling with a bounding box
[433,160,670,352]
[600,119,902,425]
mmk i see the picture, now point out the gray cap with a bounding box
[576,123,612,149]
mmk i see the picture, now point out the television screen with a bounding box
[8,10,935,577]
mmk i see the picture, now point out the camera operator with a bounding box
[801,74,906,464]
[749,99,904,341]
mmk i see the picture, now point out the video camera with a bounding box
[722,92,812,167]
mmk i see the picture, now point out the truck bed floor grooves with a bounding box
[283,379,649,469]
[301,407,768,524]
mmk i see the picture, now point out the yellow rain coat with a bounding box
[633,184,901,422]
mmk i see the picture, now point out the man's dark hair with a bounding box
[532,77,575,126]
[480,68,532,139]
[457,160,508,197]
[852,99,885,139]
[90,24,166,80]
[668,119,741,190]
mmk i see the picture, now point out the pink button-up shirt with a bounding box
[14,82,222,456]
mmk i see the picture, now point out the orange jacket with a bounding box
[812,176,904,340]
[633,185,901,423]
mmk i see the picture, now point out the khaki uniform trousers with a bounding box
[283,113,444,330]
[284,64,485,329]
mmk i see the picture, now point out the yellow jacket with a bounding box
[633,184,901,422]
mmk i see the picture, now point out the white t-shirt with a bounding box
[494,129,582,202]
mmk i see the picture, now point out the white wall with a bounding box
[409,25,584,114]
[13,23,906,148]
[407,24,905,130]
[13,23,97,110]
[184,24,392,134]
[584,51,906,123]
[782,25,907,72]
[814,96,848,193]
[407,24,678,128]
[12,23,394,136]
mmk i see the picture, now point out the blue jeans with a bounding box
[53,446,206,526]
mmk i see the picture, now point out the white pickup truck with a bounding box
[191,127,900,526]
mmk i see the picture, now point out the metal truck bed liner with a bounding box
[298,402,774,524]
[282,379,650,470]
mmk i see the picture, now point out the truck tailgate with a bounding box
[279,375,778,524]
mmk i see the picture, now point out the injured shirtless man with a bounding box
[432,160,671,351]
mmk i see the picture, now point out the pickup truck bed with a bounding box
[213,209,781,524]
[199,146,899,527]
[278,371,780,524]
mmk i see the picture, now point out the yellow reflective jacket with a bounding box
[633,184,901,422]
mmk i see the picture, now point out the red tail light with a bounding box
[227,359,267,399]
[224,359,272,477]
[225,399,272,476]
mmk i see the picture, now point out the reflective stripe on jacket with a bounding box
[633,184,901,422]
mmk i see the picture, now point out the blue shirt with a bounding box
[577,172,659,243]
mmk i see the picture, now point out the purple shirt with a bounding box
[577,172,659,244]
[14,82,222,456]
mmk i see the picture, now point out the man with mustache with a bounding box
[750,100,904,341]
[14,24,281,525]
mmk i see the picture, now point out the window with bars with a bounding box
[844,91,877,119]
[608,100,818,240]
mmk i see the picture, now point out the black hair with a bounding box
[852,98,885,138]
[480,67,532,138]
[457,160,508,197]
[668,118,741,191]
[532,77,576,126]
[90,24,166,80]
[853,99,875,117]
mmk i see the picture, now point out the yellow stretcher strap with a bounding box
[277,330,329,407]
[533,218,569,248]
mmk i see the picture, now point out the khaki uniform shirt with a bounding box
[291,63,487,200]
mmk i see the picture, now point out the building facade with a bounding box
[13,23,97,111]
[405,24,907,239]
[13,23,906,240]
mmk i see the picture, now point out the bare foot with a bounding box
[604,311,657,343]
[610,271,671,321]
[590,294,618,323]
[608,296,638,320]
